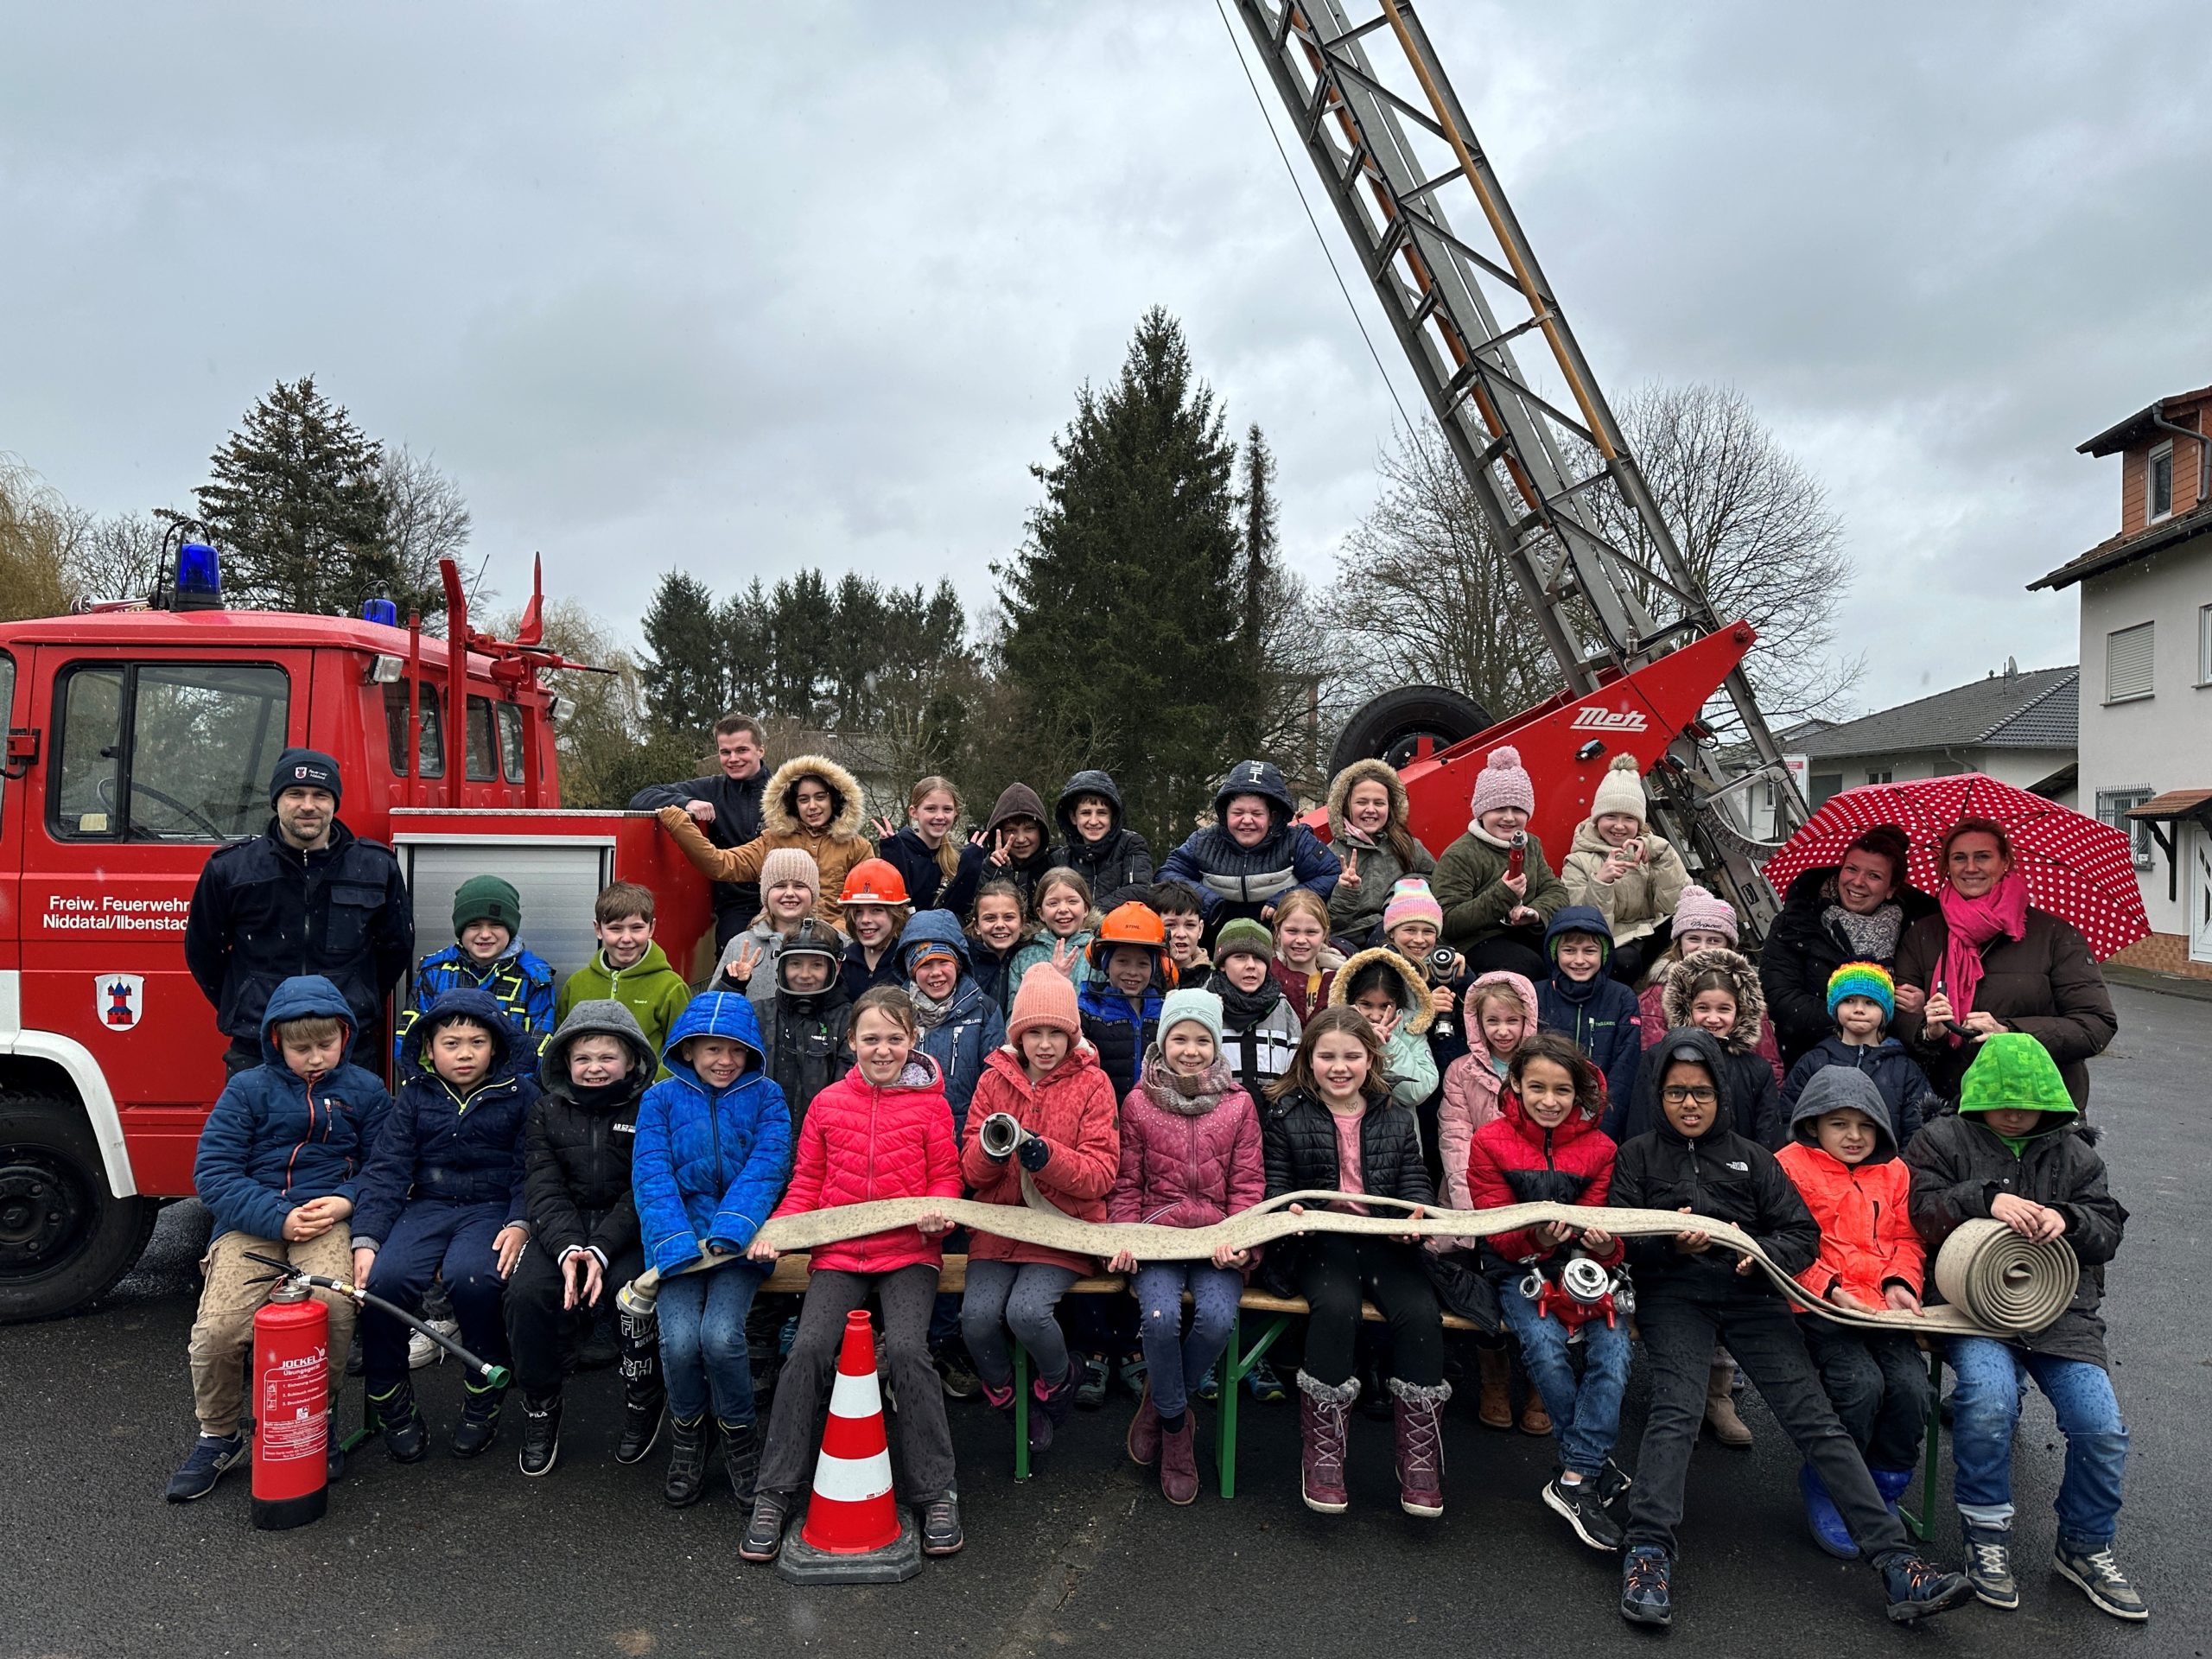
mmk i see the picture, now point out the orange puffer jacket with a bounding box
[1773,1068,1925,1308]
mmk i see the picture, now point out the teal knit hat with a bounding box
[453,874,521,938]
[1825,961,1894,1021]
[1158,988,1225,1052]
[1957,1033,2076,1118]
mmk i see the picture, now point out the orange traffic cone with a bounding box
[775,1309,923,1583]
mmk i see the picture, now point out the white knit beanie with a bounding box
[1590,753,1647,823]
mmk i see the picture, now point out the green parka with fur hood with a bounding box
[1323,759,1437,943]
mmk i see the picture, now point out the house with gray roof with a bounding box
[1794,664,2080,810]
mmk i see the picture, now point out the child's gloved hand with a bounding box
[1016,1135,1052,1173]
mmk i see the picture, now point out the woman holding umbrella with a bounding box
[1760,825,1931,1068]
[1891,818,2117,1111]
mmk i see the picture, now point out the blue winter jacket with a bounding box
[351,987,539,1250]
[1535,906,1643,1114]
[1782,1034,1936,1147]
[632,993,793,1276]
[1077,981,1165,1102]
[899,910,1007,1136]
[391,942,558,1065]
[1158,760,1339,923]
[194,975,391,1243]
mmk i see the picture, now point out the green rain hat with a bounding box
[1956,1032,2075,1118]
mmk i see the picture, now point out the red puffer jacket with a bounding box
[960,1042,1121,1273]
[1109,1053,1265,1234]
[769,1053,962,1274]
[1775,1143,1923,1308]
[1464,1085,1624,1268]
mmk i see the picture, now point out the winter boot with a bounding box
[1619,1547,1673,1627]
[1703,1358,1753,1446]
[1872,1549,1974,1624]
[1799,1463,1859,1559]
[720,1419,760,1505]
[1961,1521,2018,1610]
[1031,1361,1078,1453]
[518,1392,563,1478]
[449,1378,506,1459]
[663,1414,713,1508]
[1295,1370,1358,1514]
[615,1300,667,1465]
[1388,1376,1451,1518]
[1159,1413,1200,1506]
[739,1491,791,1563]
[1517,1384,1552,1437]
[1474,1347,1513,1430]
[1869,1465,1916,1514]
[367,1380,427,1462]
[1126,1382,1161,1466]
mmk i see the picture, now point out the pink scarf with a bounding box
[1937,869,2029,1024]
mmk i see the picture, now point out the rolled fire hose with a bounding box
[618,1117,2073,1342]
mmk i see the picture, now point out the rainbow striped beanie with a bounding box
[1826,961,1895,1021]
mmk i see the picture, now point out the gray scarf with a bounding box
[1138,1046,1234,1117]
[910,984,956,1032]
[1821,877,1904,963]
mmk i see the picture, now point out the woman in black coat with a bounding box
[1760,826,1933,1067]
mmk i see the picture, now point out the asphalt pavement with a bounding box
[4,983,2205,1659]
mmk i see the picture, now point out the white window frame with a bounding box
[2148,440,2175,524]
[2106,620,2156,704]
[1866,767,1894,785]
[2199,602,2211,688]
[2096,786,2156,871]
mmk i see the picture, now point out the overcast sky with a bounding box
[7,3,2209,718]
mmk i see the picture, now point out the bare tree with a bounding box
[1599,382,1861,722]
[379,444,473,625]
[0,453,88,620]
[1327,420,1561,718]
[69,510,174,603]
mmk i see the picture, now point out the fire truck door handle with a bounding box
[3,727,40,780]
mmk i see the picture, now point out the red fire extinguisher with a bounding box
[251,1282,329,1531]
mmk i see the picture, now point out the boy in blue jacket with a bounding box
[168,975,390,1502]
[393,874,558,1065]
[1780,963,1936,1147]
[351,988,538,1464]
[1536,907,1642,1113]
[632,992,791,1509]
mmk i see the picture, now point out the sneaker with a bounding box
[1961,1524,2018,1611]
[1595,1459,1633,1508]
[1873,1550,1974,1624]
[1194,1363,1220,1403]
[1245,1358,1287,1403]
[2053,1541,2149,1622]
[518,1394,562,1478]
[408,1317,460,1370]
[1544,1474,1625,1553]
[1799,1464,1859,1560]
[369,1382,427,1462]
[1075,1353,1110,1411]
[740,1491,789,1562]
[935,1348,981,1401]
[920,1491,964,1555]
[1619,1547,1672,1627]
[165,1433,247,1502]
[575,1321,620,1371]
[449,1382,505,1459]
[1117,1350,1147,1396]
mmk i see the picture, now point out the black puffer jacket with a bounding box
[1260,1088,1433,1292]
[523,1001,658,1262]
[183,817,414,1046]
[749,982,854,1134]
[1050,769,1154,911]
[1904,1112,2126,1366]
[1760,866,1936,1066]
[1608,1027,1819,1303]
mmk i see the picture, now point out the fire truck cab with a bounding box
[0,555,711,1321]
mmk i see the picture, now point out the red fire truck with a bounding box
[0,554,715,1320]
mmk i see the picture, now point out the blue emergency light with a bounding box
[361,598,399,627]
[175,543,223,611]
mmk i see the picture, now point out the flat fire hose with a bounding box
[619,1173,2073,1340]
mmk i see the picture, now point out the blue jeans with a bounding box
[656,1261,768,1427]
[1132,1262,1244,1419]
[1948,1337,2126,1548]
[1497,1275,1631,1478]
[360,1198,509,1389]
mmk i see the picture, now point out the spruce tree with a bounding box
[639,569,727,746]
[998,308,1253,849]
[195,377,397,613]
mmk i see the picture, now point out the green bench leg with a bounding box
[1900,1345,1943,1541]
[1215,1313,1291,1500]
[1013,1340,1031,1482]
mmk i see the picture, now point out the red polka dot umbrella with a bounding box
[1763,773,2150,961]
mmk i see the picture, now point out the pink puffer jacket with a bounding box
[1436,969,1541,1219]
[1109,1052,1265,1234]
[769,1053,962,1275]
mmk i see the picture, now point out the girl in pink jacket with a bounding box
[1435,971,1541,1215]
[1106,988,1265,1505]
[742,987,965,1562]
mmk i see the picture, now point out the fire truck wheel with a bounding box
[0,1094,158,1323]
[1328,686,1494,779]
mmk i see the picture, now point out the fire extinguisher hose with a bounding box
[241,1253,511,1388]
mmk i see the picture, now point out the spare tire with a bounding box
[1328,686,1495,779]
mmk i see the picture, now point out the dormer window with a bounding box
[2149,440,2174,523]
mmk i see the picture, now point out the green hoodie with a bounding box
[556,941,693,1072]
[1956,1031,2076,1154]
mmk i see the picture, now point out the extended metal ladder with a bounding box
[1231,0,1808,931]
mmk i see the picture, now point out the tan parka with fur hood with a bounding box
[1327,945,1439,1116]
[658,754,872,927]
[1323,759,1436,942]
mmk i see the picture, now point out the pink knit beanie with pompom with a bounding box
[1468,744,1535,823]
